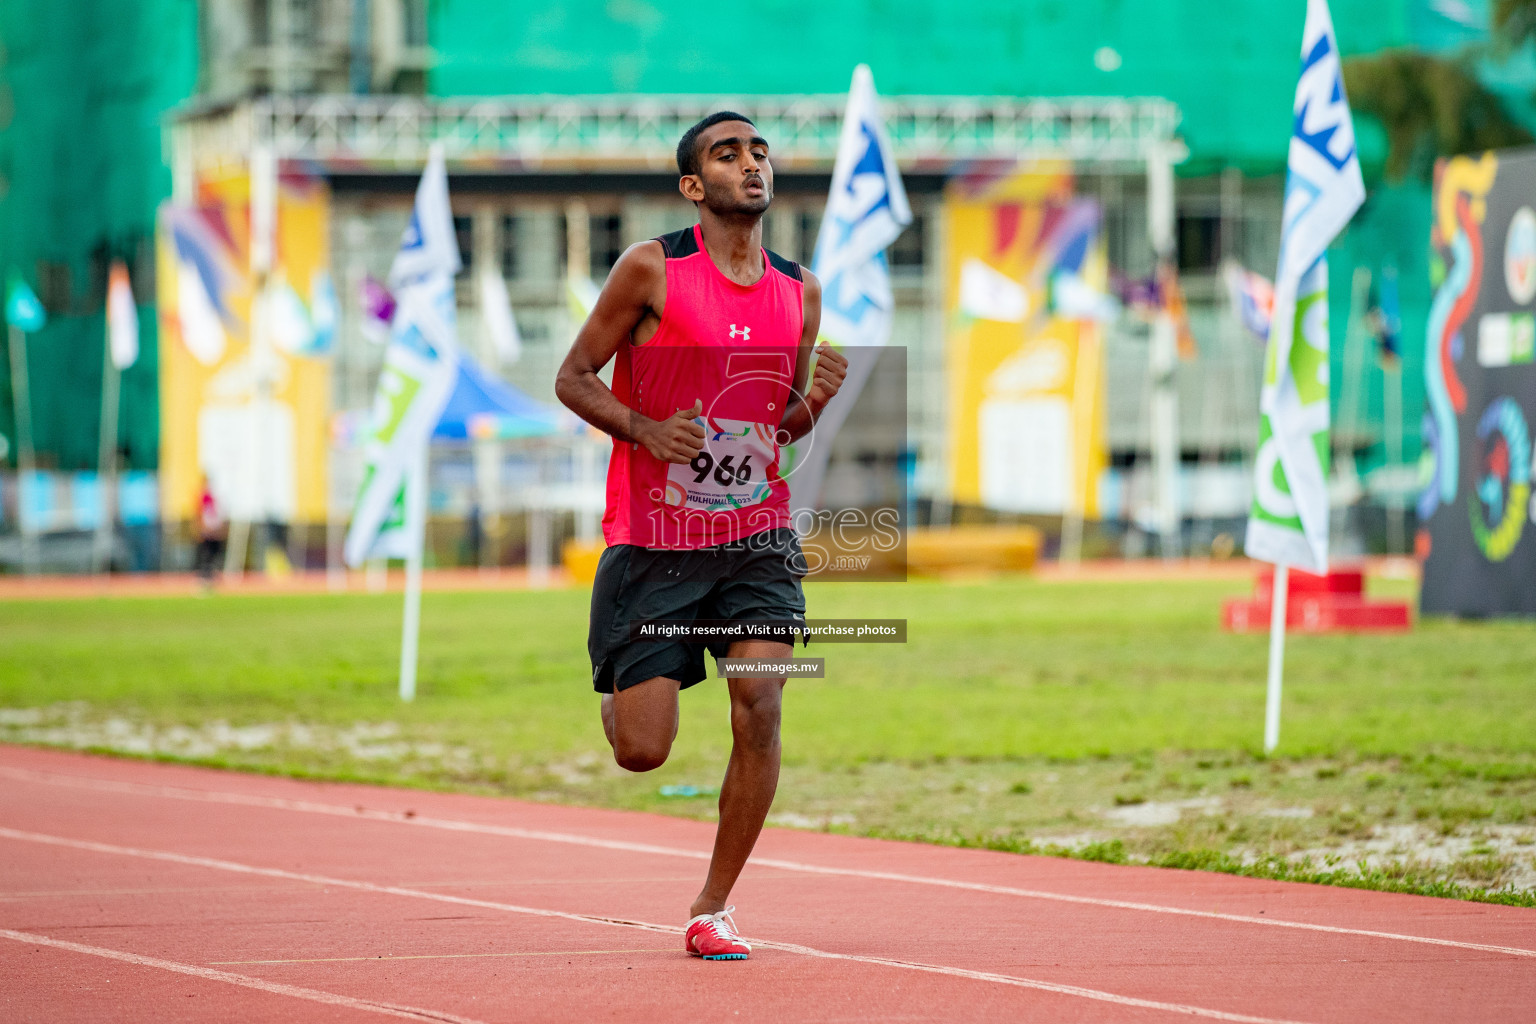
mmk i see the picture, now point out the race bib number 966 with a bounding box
[664,418,778,511]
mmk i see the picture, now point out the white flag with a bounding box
[478,266,522,364]
[345,146,462,567]
[163,205,233,366]
[958,258,1029,322]
[1245,0,1365,572]
[309,269,339,354]
[389,145,461,289]
[176,262,227,366]
[107,261,138,370]
[269,269,316,355]
[785,64,912,514]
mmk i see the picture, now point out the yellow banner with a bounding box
[157,167,332,524]
[944,168,1106,517]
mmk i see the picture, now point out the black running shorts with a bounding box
[588,527,808,693]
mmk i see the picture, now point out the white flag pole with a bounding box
[398,443,428,702]
[1247,0,1363,753]
[95,262,139,574]
[1263,564,1290,753]
[92,329,121,574]
[6,322,39,575]
[346,143,460,700]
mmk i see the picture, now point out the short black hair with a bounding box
[676,111,756,177]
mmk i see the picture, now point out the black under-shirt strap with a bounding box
[654,226,699,259]
[766,248,804,281]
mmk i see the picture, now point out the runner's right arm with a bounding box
[555,241,705,465]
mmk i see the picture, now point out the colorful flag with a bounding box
[1245,0,1365,573]
[344,145,462,567]
[1049,271,1120,323]
[267,266,336,358]
[1223,262,1277,343]
[958,258,1028,322]
[309,269,339,355]
[5,274,46,332]
[1156,260,1198,359]
[1036,201,1119,322]
[1112,270,1161,316]
[785,63,912,513]
[359,274,396,346]
[270,270,317,355]
[1043,200,1099,277]
[107,261,139,369]
[163,205,240,365]
[388,147,461,288]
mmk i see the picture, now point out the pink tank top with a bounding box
[603,223,805,549]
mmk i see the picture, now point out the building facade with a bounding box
[6,0,1514,559]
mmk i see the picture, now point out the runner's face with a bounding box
[693,121,773,215]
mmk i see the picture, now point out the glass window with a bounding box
[589,213,623,277]
[889,210,925,271]
[797,210,822,267]
[499,214,520,280]
[1177,213,1221,273]
[453,215,474,272]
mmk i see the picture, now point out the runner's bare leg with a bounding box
[690,639,790,918]
[604,675,681,772]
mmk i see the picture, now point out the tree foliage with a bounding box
[1343,50,1532,181]
[1493,0,1536,54]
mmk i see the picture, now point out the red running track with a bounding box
[0,745,1531,1023]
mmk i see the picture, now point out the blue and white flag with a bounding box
[1245,0,1365,573]
[388,145,461,291]
[785,64,912,514]
[345,145,462,567]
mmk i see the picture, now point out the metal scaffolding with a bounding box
[169,93,1182,177]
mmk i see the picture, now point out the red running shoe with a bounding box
[684,906,751,960]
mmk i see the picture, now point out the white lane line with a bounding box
[4,763,1532,960]
[0,826,676,936]
[211,948,674,965]
[0,826,1314,1024]
[0,927,490,1024]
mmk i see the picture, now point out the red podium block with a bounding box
[1255,566,1363,599]
[1222,565,1411,633]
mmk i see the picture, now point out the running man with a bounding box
[555,111,846,960]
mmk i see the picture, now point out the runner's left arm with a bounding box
[779,271,846,443]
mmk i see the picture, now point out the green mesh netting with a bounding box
[0,0,198,471]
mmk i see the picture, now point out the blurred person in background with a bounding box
[194,475,226,586]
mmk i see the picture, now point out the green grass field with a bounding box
[3,574,1534,903]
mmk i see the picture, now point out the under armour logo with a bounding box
[729,324,751,340]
